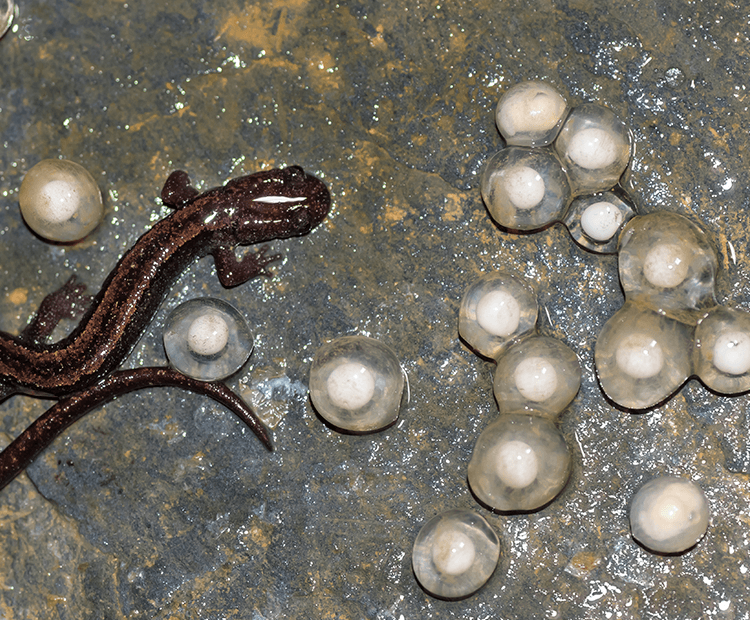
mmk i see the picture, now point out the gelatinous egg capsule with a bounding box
[163,298,254,381]
[495,81,570,147]
[458,272,538,359]
[695,306,750,394]
[595,301,693,410]
[309,335,405,433]
[553,103,632,195]
[19,159,104,243]
[563,191,636,254]
[493,335,581,419]
[0,0,14,39]
[412,509,501,599]
[618,213,718,316]
[481,146,571,231]
[468,414,571,512]
[629,476,709,554]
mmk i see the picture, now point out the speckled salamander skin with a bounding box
[0,165,331,398]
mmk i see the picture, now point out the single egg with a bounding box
[562,191,636,255]
[494,439,538,489]
[642,243,690,289]
[187,312,230,357]
[694,307,750,394]
[712,331,750,376]
[615,333,664,380]
[494,336,581,419]
[617,213,718,314]
[580,201,624,242]
[309,335,404,433]
[502,165,546,211]
[566,127,620,170]
[163,298,254,381]
[468,414,571,512]
[629,476,710,554]
[554,103,631,195]
[495,81,569,147]
[513,356,559,402]
[459,272,538,360]
[594,302,693,409]
[19,159,104,242]
[412,509,501,599]
[326,361,376,410]
[0,0,13,38]
[481,146,571,232]
[475,289,522,338]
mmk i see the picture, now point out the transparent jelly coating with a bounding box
[309,335,404,433]
[554,103,632,195]
[495,81,569,147]
[19,159,104,243]
[0,0,13,39]
[618,213,718,317]
[163,298,254,381]
[695,306,750,394]
[412,509,500,599]
[493,336,581,419]
[563,191,636,254]
[468,414,571,512]
[630,476,710,554]
[481,146,571,231]
[595,301,693,410]
[458,272,538,359]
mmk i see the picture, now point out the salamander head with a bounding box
[228,165,331,240]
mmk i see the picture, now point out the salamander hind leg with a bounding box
[20,275,92,345]
[212,245,282,288]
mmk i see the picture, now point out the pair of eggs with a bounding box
[412,474,710,599]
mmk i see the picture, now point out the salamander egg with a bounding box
[554,103,631,195]
[468,414,571,512]
[163,298,254,381]
[459,272,538,360]
[580,201,624,242]
[495,81,569,147]
[694,307,750,394]
[309,335,404,433]
[412,509,501,599]
[629,476,710,554]
[0,0,13,38]
[19,159,104,242]
[615,333,664,380]
[493,336,581,419]
[481,146,571,231]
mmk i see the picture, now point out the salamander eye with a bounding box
[291,207,311,229]
[163,298,254,381]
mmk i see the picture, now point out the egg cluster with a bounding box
[481,81,635,254]
[459,272,578,512]
[596,211,750,409]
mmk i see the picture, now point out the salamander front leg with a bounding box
[212,245,282,288]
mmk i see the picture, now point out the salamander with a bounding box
[0,166,331,487]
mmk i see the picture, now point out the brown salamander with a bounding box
[0,165,331,488]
